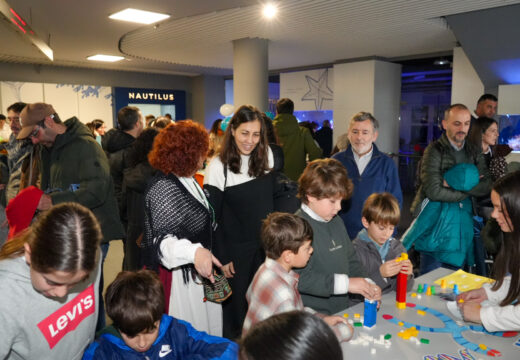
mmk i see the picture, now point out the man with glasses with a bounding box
[4,102,32,203]
[17,102,124,331]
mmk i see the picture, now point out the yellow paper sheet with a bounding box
[434,269,494,292]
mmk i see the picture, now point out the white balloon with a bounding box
[220,104,234,117]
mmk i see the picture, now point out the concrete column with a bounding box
[233,37,268,111]
[333,59,401,154]
[192,75,225,128]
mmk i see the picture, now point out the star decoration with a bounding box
[301,69,333,110]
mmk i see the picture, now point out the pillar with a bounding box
[233,37,268,111]
[333,59,401,154]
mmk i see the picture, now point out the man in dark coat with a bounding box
[18,102,124,330]
[411,104,491,274]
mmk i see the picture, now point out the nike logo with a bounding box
[159,345,172,358]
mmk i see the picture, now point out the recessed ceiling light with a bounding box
[87,54,125,62]
[434,58,451,66]
[109,8,170,25]
[262,3,278,19]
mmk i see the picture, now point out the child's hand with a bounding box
[460,302,482,324]
[380,260,401,278]
[348,278,382,300]
[401,259,414,276]
[323,316,353,342]
[323,315,347,326]
[457,288,487,304]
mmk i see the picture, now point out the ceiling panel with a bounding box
[1,0,519,75]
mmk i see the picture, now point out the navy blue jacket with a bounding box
[332,144,402,239]
[82,315,238,360]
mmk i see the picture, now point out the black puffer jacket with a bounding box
[121,161,156,270]
[102,129,135,217]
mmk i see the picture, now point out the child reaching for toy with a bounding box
[352,193,414,294]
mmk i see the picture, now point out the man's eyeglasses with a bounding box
[29,125,41,138]
[29,115,53,138]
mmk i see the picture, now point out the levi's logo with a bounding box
[37,284,95,349]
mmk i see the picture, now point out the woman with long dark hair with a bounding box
[142,121,223,336]
[204,105,275,339]
[0,203,102,359]
[467,117,512,275]
[458,171,520,331]
[467,117,508,182]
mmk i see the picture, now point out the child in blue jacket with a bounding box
[82,270,237,360]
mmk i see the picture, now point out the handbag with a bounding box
[202,269,232,303]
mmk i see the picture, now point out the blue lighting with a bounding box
[490,58,520,84]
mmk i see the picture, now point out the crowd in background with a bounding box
[1,94,520,360]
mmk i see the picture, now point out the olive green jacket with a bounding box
[411,133,492,215]
[273,113,322,181]
[40,117,124,243]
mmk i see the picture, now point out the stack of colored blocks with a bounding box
[364,299,377,328]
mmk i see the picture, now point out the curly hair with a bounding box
[219,105,270,177]
[148,120,209,177]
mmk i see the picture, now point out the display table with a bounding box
[339,268,520,359]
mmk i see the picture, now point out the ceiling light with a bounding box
[434,58,451,66]
[87,54,125,62]
[109,8,170,25]
[262,3,278,19]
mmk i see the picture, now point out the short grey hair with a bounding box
[348,111,379,130]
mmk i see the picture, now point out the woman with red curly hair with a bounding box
[204,105,275,339]
[142,120,224,336]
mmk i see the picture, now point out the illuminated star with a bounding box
[301,69,333,110]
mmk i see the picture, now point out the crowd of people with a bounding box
[0,93,519,360]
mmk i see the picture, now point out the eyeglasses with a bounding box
[29,125,41,138]
[29,116,52,138]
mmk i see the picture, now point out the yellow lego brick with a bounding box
[343,313,349,318]
[409,327,419,337]
[479,344,487,350]
[411,293,417,297]
[417,310,426,316]
[398,321,404,326]
[396,302,406,309]
[354,313,360,318]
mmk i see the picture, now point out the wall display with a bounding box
[280,68,333,111]
[0,81,113,127]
